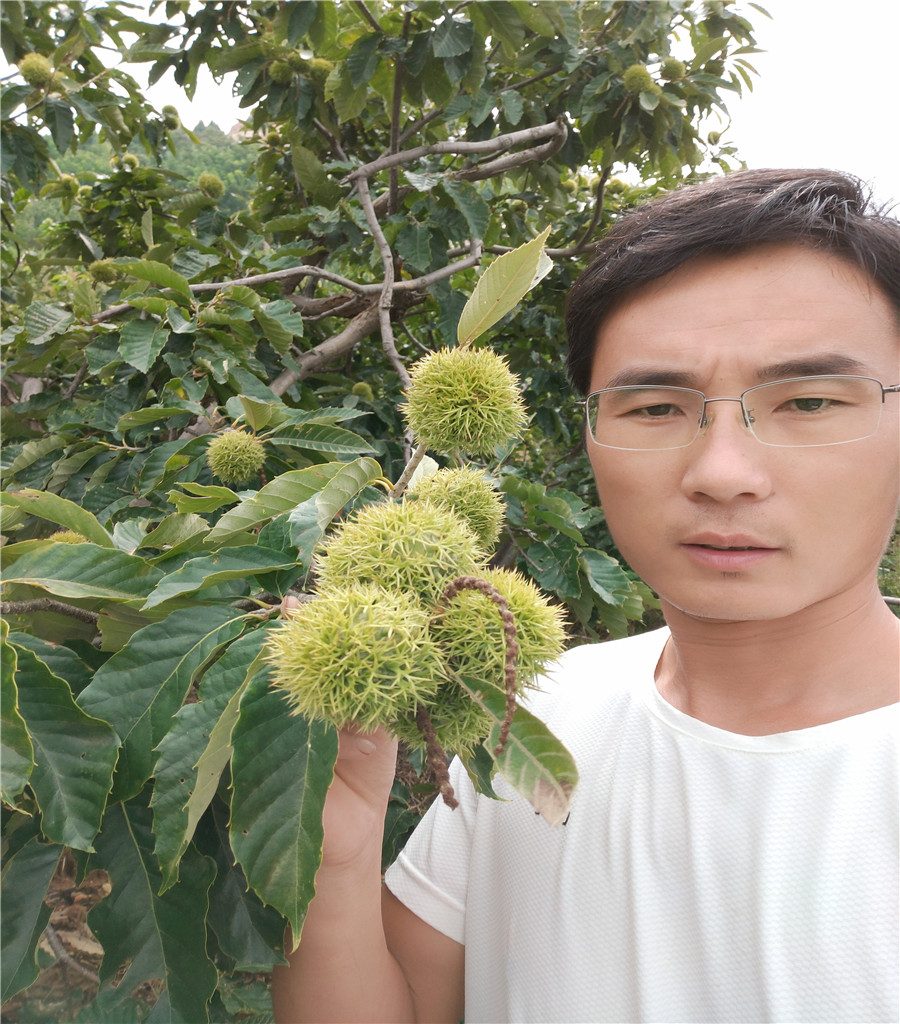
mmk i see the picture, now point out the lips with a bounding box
[681,534,779,571]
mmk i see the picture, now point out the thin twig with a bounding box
[63,359,90,400]
[391,443,428,499]
[353,0,383,33]
[354,172,410,388]
[346,119,567,182]
[1,599,99,625]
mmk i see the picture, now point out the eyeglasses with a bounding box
[583,375,900,451]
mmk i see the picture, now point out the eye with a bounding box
[781,395,839,414]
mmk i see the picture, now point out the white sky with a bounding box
[138,0,899,209]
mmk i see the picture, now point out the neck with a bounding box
[656,584,900,735]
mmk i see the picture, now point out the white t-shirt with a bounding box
[385,628,899,1023]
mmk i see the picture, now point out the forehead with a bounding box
[590,244,899,387]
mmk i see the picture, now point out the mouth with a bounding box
[681,537,778,570]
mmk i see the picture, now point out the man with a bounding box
[272,169,899,1023]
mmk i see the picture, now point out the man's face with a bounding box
[586,244,900,625]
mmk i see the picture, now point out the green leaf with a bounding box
[142,546,297,610]
[2,542,163,601]
[638,89,661,112]
[0,488,114,547]
[442,179,491,240]
[88,803,218,1024]
[459,680,578,827]
[347,32,381,88]
[44,97,75,154]
[23,302,74,346]
[119,318,169,373]
[230,670,338,949]
[457,226,553,345]
[238,395,276,432]
[77,605,248,802]
[1,638,34,804]
[13,644,119,852]
[499,88,524,125]
[114,258,193,303]
[139,513,210,557]
[167,481,241,516]
[432,16,474,57]
[205,462,349,545]
[152,630,271,892]
[205,799,287,971]
[395,222,433,270]
[267,423,375,455]
[0,836,62,1003]
[287,456,384,567]
[579,548,632,605]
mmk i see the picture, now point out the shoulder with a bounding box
[526,627,669,719]
[521,628,669,755]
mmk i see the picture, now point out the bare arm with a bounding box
[270,725,464,1024]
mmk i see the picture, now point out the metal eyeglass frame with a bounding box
[581,375,900,451]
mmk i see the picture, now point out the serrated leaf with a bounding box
[2,542,163,601]
[114,258,193,303]
[152,630,271,892]
[44,97,75,154]
[287,456,384,566]
[205,799,287,970]
[229,671,338,949]
[0,489,114,547]
[432,16,474,57]
[267,423,374,455]
[0,836,62,1003]
[205,462,348,545]
[6,631,94,696]
[77,606,248,802]
[88,803,217,1024]
[119,318,169,373]
[139,513,210,557]
[143,547,297,610]
[1,638,33,803]
[23,302,74,346]
[395,223,432,270]
[238,395,276,432]
[442,179,490,240]
[166,482,241,515]
[579,548,631,605]
[458,679,578,827]
[457,226,553,345]
[13,644,119,851]
[116,403,195,432]
[347,32,381,88]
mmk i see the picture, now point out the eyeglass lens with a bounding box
[586,376,886,450]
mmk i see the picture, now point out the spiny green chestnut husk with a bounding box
[393,568,567,755]
[622,64,654,94]
[402,347,527,456]
[267,585,446,730]
[408,467,505,552]
[206,429,266,485]
[316,498,483,607]
[19,53,53,88]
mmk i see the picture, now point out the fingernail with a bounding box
[354,737,377,755]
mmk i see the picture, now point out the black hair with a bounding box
[565,168,900,395]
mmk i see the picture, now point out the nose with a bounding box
[680,400,774,503]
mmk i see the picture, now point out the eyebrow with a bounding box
[603,353,871,391]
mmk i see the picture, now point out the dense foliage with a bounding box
[1,2,765,1020]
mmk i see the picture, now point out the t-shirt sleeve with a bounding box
[383,756,478,946]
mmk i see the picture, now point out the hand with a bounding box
[281,595,398,872]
